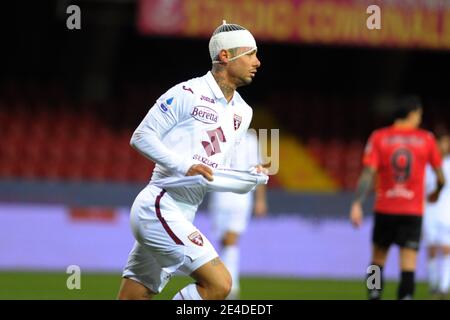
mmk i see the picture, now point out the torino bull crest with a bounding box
[234,114,242,130]
[188,231,204,246]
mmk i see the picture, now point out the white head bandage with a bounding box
[209,20,257,63]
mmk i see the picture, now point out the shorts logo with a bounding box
[188,231,204,246]
[233,114,242,130]
[191,106,218,124]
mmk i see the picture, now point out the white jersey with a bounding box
[424,156,450,245]
[209,131,260,236]
[153,167,268,194]
[131,71,253,206]
[425,156,450,226]
[229,130,260,171]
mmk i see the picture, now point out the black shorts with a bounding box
[372,212,423,250]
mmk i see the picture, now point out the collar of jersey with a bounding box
[205,71,227,102]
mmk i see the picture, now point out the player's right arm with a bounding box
[130,84,211,179]
[185,164,214,181]
[428,167,445,203]
[349,132,379,228]
[350,166,376,228]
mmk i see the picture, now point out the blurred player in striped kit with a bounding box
[208,129,267,299]
[424,131,450,299]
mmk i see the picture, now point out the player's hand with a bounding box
[350,202,363,228]
[427,190,440,203]
[254,164,269,175]
[186,164,214,181]
[253,199,267,217]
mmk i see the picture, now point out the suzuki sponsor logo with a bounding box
[192,154,218,168]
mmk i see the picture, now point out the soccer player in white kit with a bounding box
[208,129,267,299]
[117,22,262,300]
[424,133,450,299]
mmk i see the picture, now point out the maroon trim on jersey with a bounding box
[155,189,184,245]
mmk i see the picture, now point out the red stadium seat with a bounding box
[0,159,19,179]
[106,162,131,182]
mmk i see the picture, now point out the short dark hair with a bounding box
[393,95,422,120]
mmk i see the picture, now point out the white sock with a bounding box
[172,283,203,300]
[221,245,240,298]
[439,254,450,294]
[428,256,440,292]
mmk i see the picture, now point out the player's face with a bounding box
[228,47,261,87]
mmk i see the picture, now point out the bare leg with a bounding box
[372,244,389,266]
[182,257,232,300]
[221,231,240,299]
[117,277,156,300]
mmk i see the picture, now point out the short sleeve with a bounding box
[362,132,380,169]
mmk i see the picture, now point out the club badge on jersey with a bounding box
[234,114,242,130]
[188,231,204,246]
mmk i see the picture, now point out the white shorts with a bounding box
[423,213,450,247]
[209,192,254,239]
[122,185,218,294]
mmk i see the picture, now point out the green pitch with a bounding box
[0,271,432,300]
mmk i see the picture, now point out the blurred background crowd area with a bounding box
[2,0,450,195]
